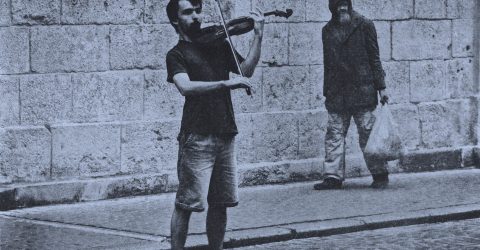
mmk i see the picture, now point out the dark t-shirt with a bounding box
[166,40,244,138]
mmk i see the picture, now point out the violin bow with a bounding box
[214,0,252,96]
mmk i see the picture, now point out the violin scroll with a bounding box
[264,9,293,19]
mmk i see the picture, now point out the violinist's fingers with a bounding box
[255,6,264,15]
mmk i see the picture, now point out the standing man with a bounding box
[165,0,264,249]
[314,0,390,190]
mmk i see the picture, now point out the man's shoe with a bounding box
[370,173,389,189]
[314,177,342,190]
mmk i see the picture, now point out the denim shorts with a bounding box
[175,133,239,212]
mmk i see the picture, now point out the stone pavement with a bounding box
[1,169,480,249]
[237,218,480,249]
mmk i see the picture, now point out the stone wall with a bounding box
[0,0,479,199]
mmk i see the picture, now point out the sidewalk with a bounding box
[1,169,480,249]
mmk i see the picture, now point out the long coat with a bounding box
[322,11,386,113]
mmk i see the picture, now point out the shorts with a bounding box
[175,133,239,212]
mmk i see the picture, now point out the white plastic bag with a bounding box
[365,105,404,161]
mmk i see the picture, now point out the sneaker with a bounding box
[314,177,342,190]
[370,173,389,189]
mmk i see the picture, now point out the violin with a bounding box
[192,9,293,45]
[209,0,293,96]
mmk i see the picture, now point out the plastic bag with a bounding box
[364,105,404,161]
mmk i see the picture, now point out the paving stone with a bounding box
[447,58,476,98]
[400,148,462,172]
[452,18,475,57]
[110,25,177,70]
[383,61,409,104]
[0,126,51,183]
[0,27,29,74]
[392,20,451,60]
[12,0,60,24]
[0,76,20,126]
[20,74,73,125]
[0,0,11,26]
[410,60,447,103]
[31,26,109,73]
[120,120,179,174]
[51,124,121,179]
[447,0,476,19]
[61,0,143,24]
[353,0,413,20]
[415,0,447,19]
[289,22,324,65]
[144,70,184,119]
[71,71,143,123]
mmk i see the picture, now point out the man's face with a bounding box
[336,2,351,24]
[176,0,203,37]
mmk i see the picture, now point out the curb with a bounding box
[1,146,479,211]
[184,203,480,249]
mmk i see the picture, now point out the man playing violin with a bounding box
[165,0,264,249]
[314,0,390,190]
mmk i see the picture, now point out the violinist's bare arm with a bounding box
[172,73,252,96]
[240,7,265,77]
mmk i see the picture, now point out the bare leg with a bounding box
[171,207,192,250]
[206,206,227,250]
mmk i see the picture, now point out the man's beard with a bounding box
[182,21,202,37]
[338,12,351,24]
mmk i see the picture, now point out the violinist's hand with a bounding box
[224,77,252,91]
[251,7,265,37]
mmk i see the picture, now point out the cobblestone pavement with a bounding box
[237,218,480,250]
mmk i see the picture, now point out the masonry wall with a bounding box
[0,0,478,192]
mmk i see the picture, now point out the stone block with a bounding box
[144,70,184,119]
[400,148,462,172]
[389,104,421,150]
[353,0,413,20]
[415,0,447,19]
[306,0,331,22]
[121,121,179,174]
[31,26,109,73]
[145,0,237,24]
[0,27,29,74]
[447,0,476,19]
[231,68,263,113]
[262,23,289,66]
[447,58,476,98]
[0,127,51,183]
[61,0,143,24]
[307,65,325,109]
[237,113,298,163]
[12,0,60,24]
[71,71,143,123]
[410,60,447,103]
[345,120,362,154]
[289,23,324,65]
[419,99,475,149]
[383,61,409,104]
[452,19,474,57]
[298,110,328,159]
[51,124,121,178]
[110,25,177,70]
[392,20,451,60]
[0,0,10,26]
[0,76,20,126]
[374,21,391,61]
[253,0,306,22]
[20,74,73,125]
[263,66,320,111]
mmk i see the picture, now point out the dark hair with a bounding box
[166,0,202,32]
